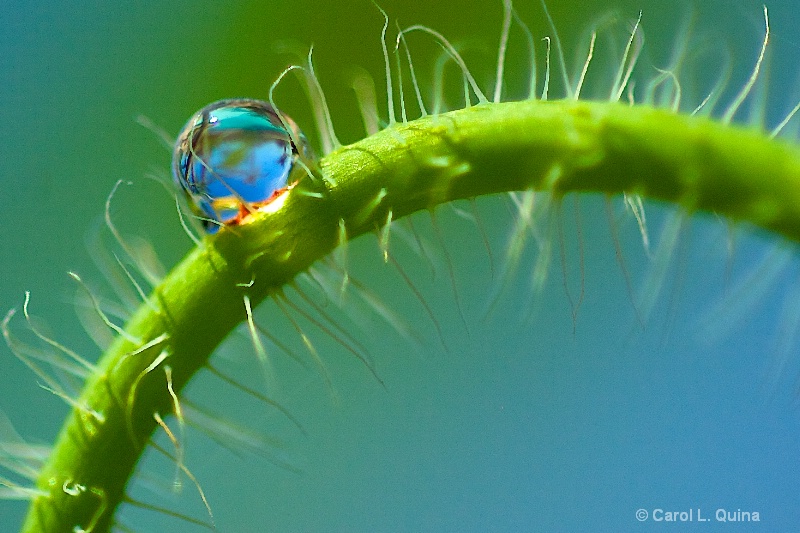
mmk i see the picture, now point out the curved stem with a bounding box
[21,99,800,532]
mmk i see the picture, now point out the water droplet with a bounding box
[172,98,314,233]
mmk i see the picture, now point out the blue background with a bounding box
[1,1,799,531]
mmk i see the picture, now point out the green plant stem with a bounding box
[21,99,800,532]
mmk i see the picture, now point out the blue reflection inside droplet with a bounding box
[172,99,311,233]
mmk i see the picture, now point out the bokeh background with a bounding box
[2,0,800,531]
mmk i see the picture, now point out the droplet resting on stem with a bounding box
[172,99,316,233]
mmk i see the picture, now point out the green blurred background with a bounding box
[2,0,800,531]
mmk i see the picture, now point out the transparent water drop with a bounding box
[172,98,314,233]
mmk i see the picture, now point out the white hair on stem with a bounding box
[401,25,488,104]
[609,12,642,102]
[373,3,397,126]
[541,36,551,100]
[771,99,800,138]
[386,251,449,353]
[204,362,306,434]
[393,34,408,122]
[395,24,428,117]
[243,294,277,395]
[69,272,140,344]
[274,293,337,403]
[722,5,769,124]
[305,47,341,150]
[511,9,537,100]
[22,292,95,374]
[494,0,513,103]
[539,0,572,98]
[350,68,381,135]
[574,31,596,100]
[105,180,162,287]
[133,442,216,531]
[163,365,185,492]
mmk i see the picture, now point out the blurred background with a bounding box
[2,0,800,530]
